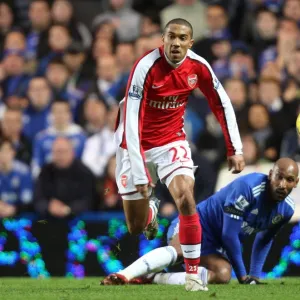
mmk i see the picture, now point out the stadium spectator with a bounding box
[1,50,29,99]
[0,3,15,53]
[82,109,116,178]
[110,42,135,100]
[23,77,52,141]
[229,42,256,82]
[51,0,92,49]
[280,126,300,161]
[24,0,51,60]
[258,76,294,141]
[206,4,231,38]
[3,30,26,53]
[134,36,152,58]
[93,0,141,42]
[247,103,278,161]
[258,77,283,112]
[197,110,227,170]
[45,57,84,118]
[45,58,69,96]
[92,38,114,60]
[211,38,232,78]
[32,100,86,177]
[1,108,32,165]
[283,48,300,115]
[99,155,123,211]
[93,20,118,45]
[63,42,92,94]
[37,24,72,75]
[223,78,249,133]
[5,95,28,111]
[193,4,230,63]
[0,138,33,218]
[243,6,278,69]
[259,18,299,71]
[282,0,300,23]
[106,103,119,132]
[241,134,261,166]
[285,48,300,91]
[160,0,208,42]
[140,13,161,36]
[80,94,107,136]
[34,137,96,218]
[89,55,119,107]
[115,42,135,75]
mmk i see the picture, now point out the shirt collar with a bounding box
[164,50,187,68]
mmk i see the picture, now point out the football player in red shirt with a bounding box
[109,18,245,291]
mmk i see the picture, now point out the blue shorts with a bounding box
[167,216,227,257]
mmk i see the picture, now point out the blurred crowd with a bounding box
[0,0,299,219]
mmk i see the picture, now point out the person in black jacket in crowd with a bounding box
[34,136,97,218]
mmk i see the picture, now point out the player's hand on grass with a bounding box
[240,276,267,285]
[227,154,245,174]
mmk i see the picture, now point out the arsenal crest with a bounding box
[121,175,127,188]
[187,74,198,88]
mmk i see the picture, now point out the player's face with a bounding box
[269,166,299,202]
[163,24,194,63]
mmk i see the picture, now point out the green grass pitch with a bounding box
[0,278,300,300]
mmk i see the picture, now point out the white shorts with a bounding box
[116,140,195,200]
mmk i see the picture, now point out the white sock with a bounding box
[198,267,208,285]
[153,267,208,285]
[118,246,177,280]
[153,272,185,285]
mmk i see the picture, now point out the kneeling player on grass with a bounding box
[101,158,298,286]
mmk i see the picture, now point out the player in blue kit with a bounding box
[101,158,298,287]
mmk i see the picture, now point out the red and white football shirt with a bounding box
[116,46,242,185]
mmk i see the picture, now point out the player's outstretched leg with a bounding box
[143,195,160,240]
[151,266,208,286]
[100,246,177,285]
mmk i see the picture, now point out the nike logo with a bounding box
[152,84,164,89]
[184,250,195,253]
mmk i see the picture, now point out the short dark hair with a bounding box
[48,57,67,67]
[164,18,193,38]
[52,99,70,109]
[30,0,50,7]
[0,138,14,150]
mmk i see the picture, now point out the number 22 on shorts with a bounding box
[169,146,190,163]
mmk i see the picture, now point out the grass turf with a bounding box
[0,278,300,300]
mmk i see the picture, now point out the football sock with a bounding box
[198,266,208,285]
[153,267,208,285]
[153,272,185,285]
[118,246,177,281]
[179,213,201,274]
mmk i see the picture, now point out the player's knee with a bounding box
[176,192,195,214]
[214,267,231,284]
